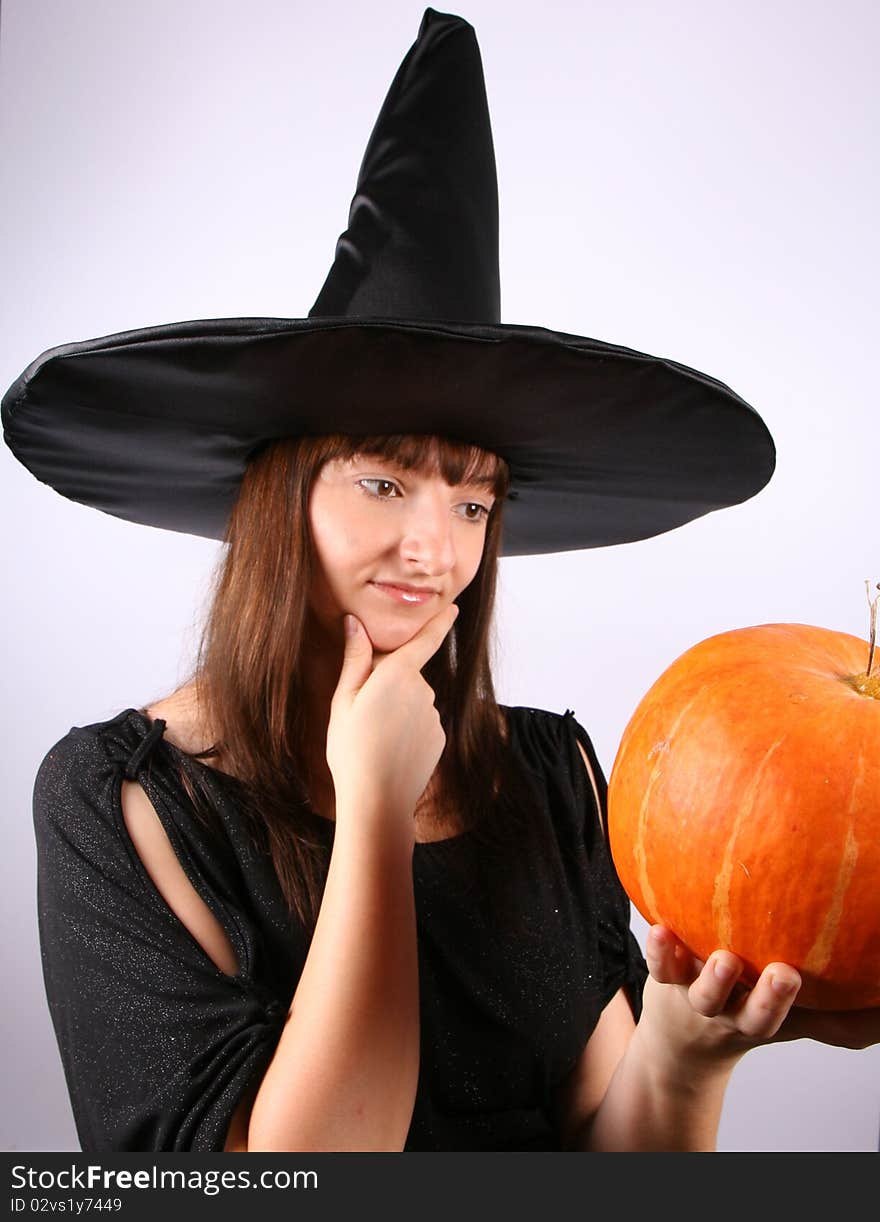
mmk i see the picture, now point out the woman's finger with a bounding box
[731,963,802,1040]
[687,951,744,1017]
[645,925,699,987]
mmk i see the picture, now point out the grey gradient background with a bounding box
[2,0,878,1151]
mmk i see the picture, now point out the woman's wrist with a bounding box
[584,1012,740,1151]
[333,792,417,852]
[628,1012,743,1096]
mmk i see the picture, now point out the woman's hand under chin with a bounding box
[636,926,880,1081]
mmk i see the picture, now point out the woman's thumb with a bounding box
[333,613,373,698]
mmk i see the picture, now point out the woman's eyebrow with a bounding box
[356,457,497,493]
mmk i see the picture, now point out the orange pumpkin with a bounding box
[607,623,880,1010]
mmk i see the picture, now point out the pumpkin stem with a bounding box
[865,580,878,678]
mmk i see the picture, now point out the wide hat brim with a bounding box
[1,312,774,556]
[1,8,776,556]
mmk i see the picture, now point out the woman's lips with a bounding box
[370,581,438,605]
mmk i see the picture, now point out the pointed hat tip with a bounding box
[418,7,473,37]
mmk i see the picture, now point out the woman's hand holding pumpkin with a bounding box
[634,925,801,1087]
[638,925,880,1077]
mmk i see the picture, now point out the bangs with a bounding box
[324,433,509,498]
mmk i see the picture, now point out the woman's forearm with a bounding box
[247,811,420,1151]
[581,1024,737,1151]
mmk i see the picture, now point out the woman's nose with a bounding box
[399,501,456,572]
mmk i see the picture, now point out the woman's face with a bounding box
[307,453,496,653]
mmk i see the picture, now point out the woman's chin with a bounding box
[360,616,424,653]
[355,598,440,649]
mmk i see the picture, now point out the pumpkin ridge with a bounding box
[633,687,704,919]
[803,750,864,976]
[711,734,786,948]
[634,759,664,921]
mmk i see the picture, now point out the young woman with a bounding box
[30,431,879,1153]
[9,11,878,1153]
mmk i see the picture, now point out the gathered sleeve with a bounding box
[32,726,286,1152]
[563,711,649,1019]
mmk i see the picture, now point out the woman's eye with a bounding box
[359,478,399,499]
[358,479,489,522]
[457,503,490,523]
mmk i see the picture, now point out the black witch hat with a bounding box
[1,7,775,556]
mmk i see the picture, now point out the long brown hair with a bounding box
[146,432,554,930]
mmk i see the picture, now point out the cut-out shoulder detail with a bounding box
[119,778,239,977]
[574,738,604,833]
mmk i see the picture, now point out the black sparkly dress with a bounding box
[32,704,648,1152]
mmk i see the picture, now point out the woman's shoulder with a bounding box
[33,705,165,830]
[501,703,575,723]
[36,706,137,774]
[500,704,603,796]
[141,683,215,758]
[500,703,590,746]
